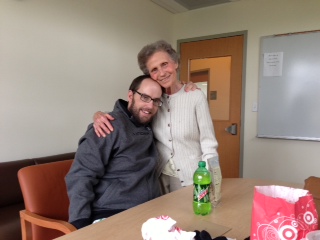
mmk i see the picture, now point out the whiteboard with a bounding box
[257,31,320,141]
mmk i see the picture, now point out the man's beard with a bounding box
[128,98,153,125]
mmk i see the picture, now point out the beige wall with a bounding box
[0,0,173,161]
[172,0,320,184]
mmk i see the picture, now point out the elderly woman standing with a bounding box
[94,40,219,194]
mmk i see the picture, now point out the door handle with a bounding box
[225,123,237,135]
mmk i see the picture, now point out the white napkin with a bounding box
[141,216,196,240]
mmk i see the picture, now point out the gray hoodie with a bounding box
[66,99,161,229]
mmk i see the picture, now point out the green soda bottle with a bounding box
[193,161,212,215]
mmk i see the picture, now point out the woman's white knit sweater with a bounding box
[152,85,218,187]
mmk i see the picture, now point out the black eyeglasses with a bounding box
[134,90,163,107]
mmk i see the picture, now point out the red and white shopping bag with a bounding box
[250,185,318,240]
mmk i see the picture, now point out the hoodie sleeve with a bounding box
[65,124,113,228]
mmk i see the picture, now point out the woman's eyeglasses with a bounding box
[134,91,163,107]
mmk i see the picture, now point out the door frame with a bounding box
[177,30,247,177]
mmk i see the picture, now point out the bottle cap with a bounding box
[198,161,206,168]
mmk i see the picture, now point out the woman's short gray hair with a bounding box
[137,40,179,75]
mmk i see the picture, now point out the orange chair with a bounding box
[304,176,320,230]
[18,159,76,240]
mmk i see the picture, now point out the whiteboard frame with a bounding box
[257,30,320,141]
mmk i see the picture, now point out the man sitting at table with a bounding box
[65,75,163,229]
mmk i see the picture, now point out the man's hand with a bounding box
[93,111,115,137]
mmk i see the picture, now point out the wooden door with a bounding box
[179,35,244,178]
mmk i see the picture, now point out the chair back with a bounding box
[304,176,320,230]
[18,159,73,240]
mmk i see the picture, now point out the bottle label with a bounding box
[193,184,210,203]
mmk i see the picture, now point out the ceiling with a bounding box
[151,0,240,14]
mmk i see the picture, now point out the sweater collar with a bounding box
[163,84,185,99]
